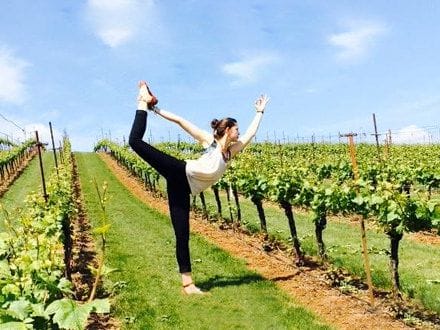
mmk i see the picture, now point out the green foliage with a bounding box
[46,298,110,330]
[96,138,440,239]
[95,139,160,192]
[0,139,110,328]
[0,139,37,182]
[0,137,17,148]
[365,181,435,235]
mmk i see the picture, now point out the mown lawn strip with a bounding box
[0,151,55,230]
[76,152,331,330]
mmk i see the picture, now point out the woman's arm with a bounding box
[229,95,269,157]
[154,107,213,147]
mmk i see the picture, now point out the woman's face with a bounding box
[227,125,240,142]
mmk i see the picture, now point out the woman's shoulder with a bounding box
[203,139,217,150]
[201,137,215,149]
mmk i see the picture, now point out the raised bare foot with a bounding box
[137,80,158,110]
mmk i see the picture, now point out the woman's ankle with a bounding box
[137,100,148,111]
[181,272,193,286]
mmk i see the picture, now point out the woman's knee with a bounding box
[128,135,147,153]
[128,135,139,149]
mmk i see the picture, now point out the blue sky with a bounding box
[1,0,440,151]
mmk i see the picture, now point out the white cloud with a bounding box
[23,123,63,147]
[0,123,25,145]
[328,21,386,62]
[392,125,432,144]
[70,134,97,152]
[0,48,28,104]
[222,53,279,86]
[0,118,63,146]
[86,0,155,48]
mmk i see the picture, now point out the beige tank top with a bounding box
[185,141,229,195]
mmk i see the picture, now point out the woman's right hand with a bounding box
[255,94,270,113]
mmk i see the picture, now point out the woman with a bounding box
[129,81,269,294]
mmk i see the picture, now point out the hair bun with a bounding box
[210,119,219,129]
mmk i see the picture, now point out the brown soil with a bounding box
[70,155,119,329]
[408,230,440,246]
[99,152,440,330]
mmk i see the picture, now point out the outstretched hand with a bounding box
[255,94,270,113]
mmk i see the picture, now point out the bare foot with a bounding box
[137,80,158,110]
[182,283,206,295]
[138,81,152,101]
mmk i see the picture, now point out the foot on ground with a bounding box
[182,283,207,295]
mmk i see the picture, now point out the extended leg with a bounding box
[129,110,184,179]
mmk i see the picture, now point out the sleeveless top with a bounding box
[185,141,230,195]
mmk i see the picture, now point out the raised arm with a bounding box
[229,94,269,157]
[137,81,213,147]
[153,107,213,147]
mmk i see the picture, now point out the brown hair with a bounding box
[211,117,237,140]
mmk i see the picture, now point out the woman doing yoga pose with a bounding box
[129,81,269,294]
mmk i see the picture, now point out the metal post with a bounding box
[49,122,59,175]
[35,131,48,202]
[372,113,381,160]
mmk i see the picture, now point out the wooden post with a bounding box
[341,133,374,305]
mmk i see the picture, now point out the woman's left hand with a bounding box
[255,94,270,113]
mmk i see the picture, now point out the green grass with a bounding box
[0,152,55,230]
[191,186,440,315]
[75,152,332,330]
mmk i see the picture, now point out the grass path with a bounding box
[75,152,331,330]
[0,151,55,230]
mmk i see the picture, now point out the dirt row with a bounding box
[98,152,440,330]
[70,155,119,329]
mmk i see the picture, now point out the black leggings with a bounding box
[129,110,192,273]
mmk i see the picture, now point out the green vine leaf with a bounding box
[89,298,111,314]
[0,322,29,330]
[7,300,31,321]
[46,298,92,330]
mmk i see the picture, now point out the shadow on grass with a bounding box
[198,274,264,291]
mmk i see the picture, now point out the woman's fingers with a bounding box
[256,94,269,106]
[254,94,269,113]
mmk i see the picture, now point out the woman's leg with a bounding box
[166,177,191,273]
[129,110,183,179]
[129,110,191,269]
[129,109,203,292]
[167,176,205,294]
